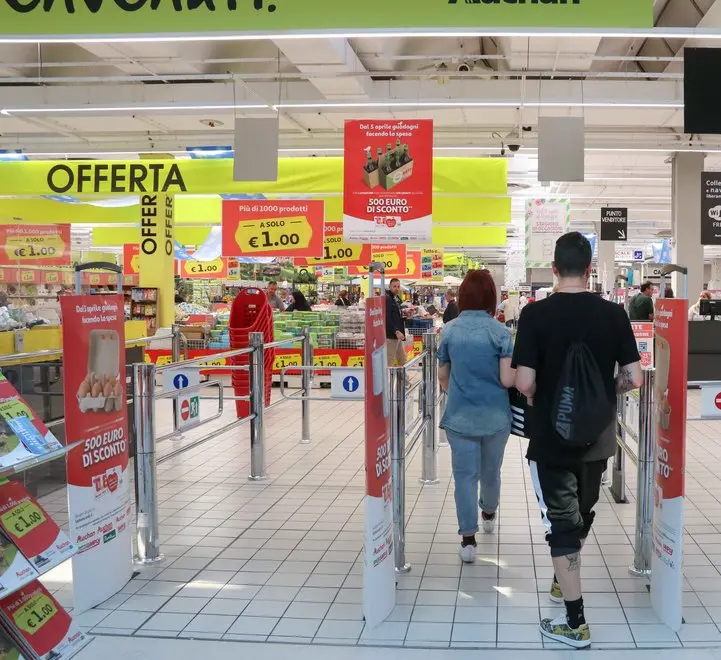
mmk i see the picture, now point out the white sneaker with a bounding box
[481,512,496,534]
[540,612,591,649]
[459,544,477,563]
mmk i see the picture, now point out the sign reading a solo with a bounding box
[600,207,628,241]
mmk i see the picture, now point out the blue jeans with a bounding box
[447,428,510,536]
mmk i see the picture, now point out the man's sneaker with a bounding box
[459,543,477,563]
[549,580,564,604]
[540,613,591,649]
[481,512,496,534]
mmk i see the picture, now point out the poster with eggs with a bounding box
[60,295,132,613]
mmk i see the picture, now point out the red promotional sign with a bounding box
[294,221,372,268]
[222,199,325,258]
[60,295,132,612]
[0,581,87,658]
[631,321,654,369]
[344,119,433,243]
[651,297,688,631]
[123,244,139,275]
[0,225,71,267]
[362,295,395,626]
[405,250,421,279]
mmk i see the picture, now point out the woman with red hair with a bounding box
[438,269,516,563]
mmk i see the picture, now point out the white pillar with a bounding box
[595,223,616,295]
[671,152,705,300]
[709,259,721,290]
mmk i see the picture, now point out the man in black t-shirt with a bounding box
[512,232,642,649]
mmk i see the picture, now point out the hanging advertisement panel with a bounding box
[294,221,371,268]
[525,199,570,268]
[0,225,70,268]
[406,250,421,279]
[222,199,325,259]
[631,321,654,369]
[60,295,132,613]
[0,0,653,37]
[701,172,721,246]
[362,296,395,629]
[420,248,444,282]
[348,245,407,277]
[122,244,139,275]
[652,298,688,632]
[344,120,433,243]
[179,257,228,279]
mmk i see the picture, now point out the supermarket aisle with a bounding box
[38,390,721,651]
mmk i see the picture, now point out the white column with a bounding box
[671,152,705,300]
[595,223,616,295]
[708,259,721,290]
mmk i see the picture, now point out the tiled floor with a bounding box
[37,387,721,652]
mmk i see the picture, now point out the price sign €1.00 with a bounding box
[5,234,66,262]
[182,258,226,279]
[2,500,46,540]
[13,592,57,635]
[273,353,302,371]
[236,217,312,255]
[0,398,34,422]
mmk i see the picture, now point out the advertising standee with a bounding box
[362,297,395,629]
[344,120,433,243]
[60,295,132,613]
[651,299,688,632]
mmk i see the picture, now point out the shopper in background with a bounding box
[664,285,675,299]
[438,269,515,563]
[628,281,654,320]
[266,280,285,311]
[512,232,642,649]
[689,291,713,321]
[286,290,311,312]
[385,278,406,367]
[335,290,352,307]
[442,289,459,324]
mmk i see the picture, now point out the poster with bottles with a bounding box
[0,374,64,471]
[343,119,433,243]
[60,295,132,613]
[0,480,75,574]
[0,581,89,660]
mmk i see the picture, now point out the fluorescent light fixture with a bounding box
[273,101,682,110]
[4,26,721,45]
[1,104,269,114]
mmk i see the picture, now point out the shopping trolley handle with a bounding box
[74,261,122,274]
[660,264,688,276]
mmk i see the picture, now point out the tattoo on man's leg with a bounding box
[566,552,580,572]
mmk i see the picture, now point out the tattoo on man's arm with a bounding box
[615,365,637,394]
[566,552,580,572]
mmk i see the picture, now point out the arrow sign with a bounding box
[173,373,189,390]
[343,376,359,393]
[600,207,628,242]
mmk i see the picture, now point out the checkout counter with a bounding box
[689,298,721,382]
[0,321,149,497]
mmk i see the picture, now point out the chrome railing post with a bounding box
[438,389,448,448]
[420,332,439,484]
[249,332,267,481]
[630,368,655,577]
[390,366,411,573]
[171,324,181,363]
[611,393,627,503]
[133,362,163,564]
[301,326,312,445]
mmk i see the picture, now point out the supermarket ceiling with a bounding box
[1,0,721,259]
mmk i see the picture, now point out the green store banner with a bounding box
[0,0,652,37]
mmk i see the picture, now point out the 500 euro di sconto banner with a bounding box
[60,295,132,614]
[344,120,433,244]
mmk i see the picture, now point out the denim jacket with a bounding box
[438,310,513,438]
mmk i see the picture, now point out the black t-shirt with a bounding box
[512,292,641,466]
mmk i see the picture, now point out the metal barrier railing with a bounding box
[132,330,311,563]
[390,332,438,574]
[611,368,655,578]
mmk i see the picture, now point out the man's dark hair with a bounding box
[553,232,592,278]
[640,281,653,293]
[389,278,400,285]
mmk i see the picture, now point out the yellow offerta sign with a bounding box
[139,193,174,327]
